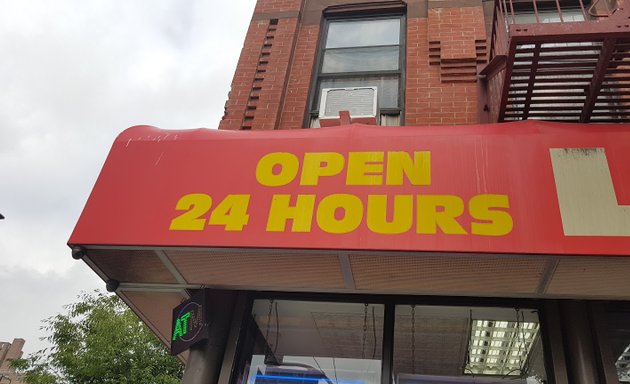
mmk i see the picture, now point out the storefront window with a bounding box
[238,300,384,384]
[393,305,547,384]
[605,310,630,383]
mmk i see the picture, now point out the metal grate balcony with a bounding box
[480,0,630,123]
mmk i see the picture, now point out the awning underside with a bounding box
[81,245,630,350]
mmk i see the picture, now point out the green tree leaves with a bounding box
[12,291,183,384]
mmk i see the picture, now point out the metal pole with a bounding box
[541,301,569,384]
[181,290,237,384]
[559,300,600,384]
[380,303,395,384]
[217,292,251,384]
[532,0,541,23]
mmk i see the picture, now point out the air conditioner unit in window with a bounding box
[318,86,378,127]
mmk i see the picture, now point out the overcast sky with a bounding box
[0,0,256,355]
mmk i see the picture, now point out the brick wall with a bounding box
[219,0,304,130]
[219,19,269,130]
[428,6,487,83]
[250,17,300,130]
[405,4,486,125]
[255,0,303,13]
[278,24,320,129]
[221,0,488,129]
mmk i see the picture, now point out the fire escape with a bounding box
[480,0,630,123]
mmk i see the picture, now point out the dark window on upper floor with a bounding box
[500,0,592,24]
[308,11,405,128]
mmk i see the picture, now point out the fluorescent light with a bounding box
[615,344,630,382]
[465,319,540,376]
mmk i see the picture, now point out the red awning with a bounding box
[69,122,630,345]
[70,121,630,256]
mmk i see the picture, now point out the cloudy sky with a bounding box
[0,0,255,355]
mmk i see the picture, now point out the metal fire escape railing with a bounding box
[480,0,630,123]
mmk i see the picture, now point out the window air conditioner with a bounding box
[318,86,378,127]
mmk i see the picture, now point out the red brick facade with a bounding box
[278,24,320,129]
[219,0,489,130]
[406,5,486,126]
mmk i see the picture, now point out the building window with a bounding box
[393,305,547,383]
[512,6,587,24]
[603,309,630,383]
[238,300,384,384]
[233,296,552,384]
[309,14,405,127]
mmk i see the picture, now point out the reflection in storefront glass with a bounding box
[393,305,547,384]
[606,311,630,383]
[240,300,383,384]
[468,318,540,375]
[617,346,630,383]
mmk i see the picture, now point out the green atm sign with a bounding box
[172,311,195,340]
[170,291,208,355]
